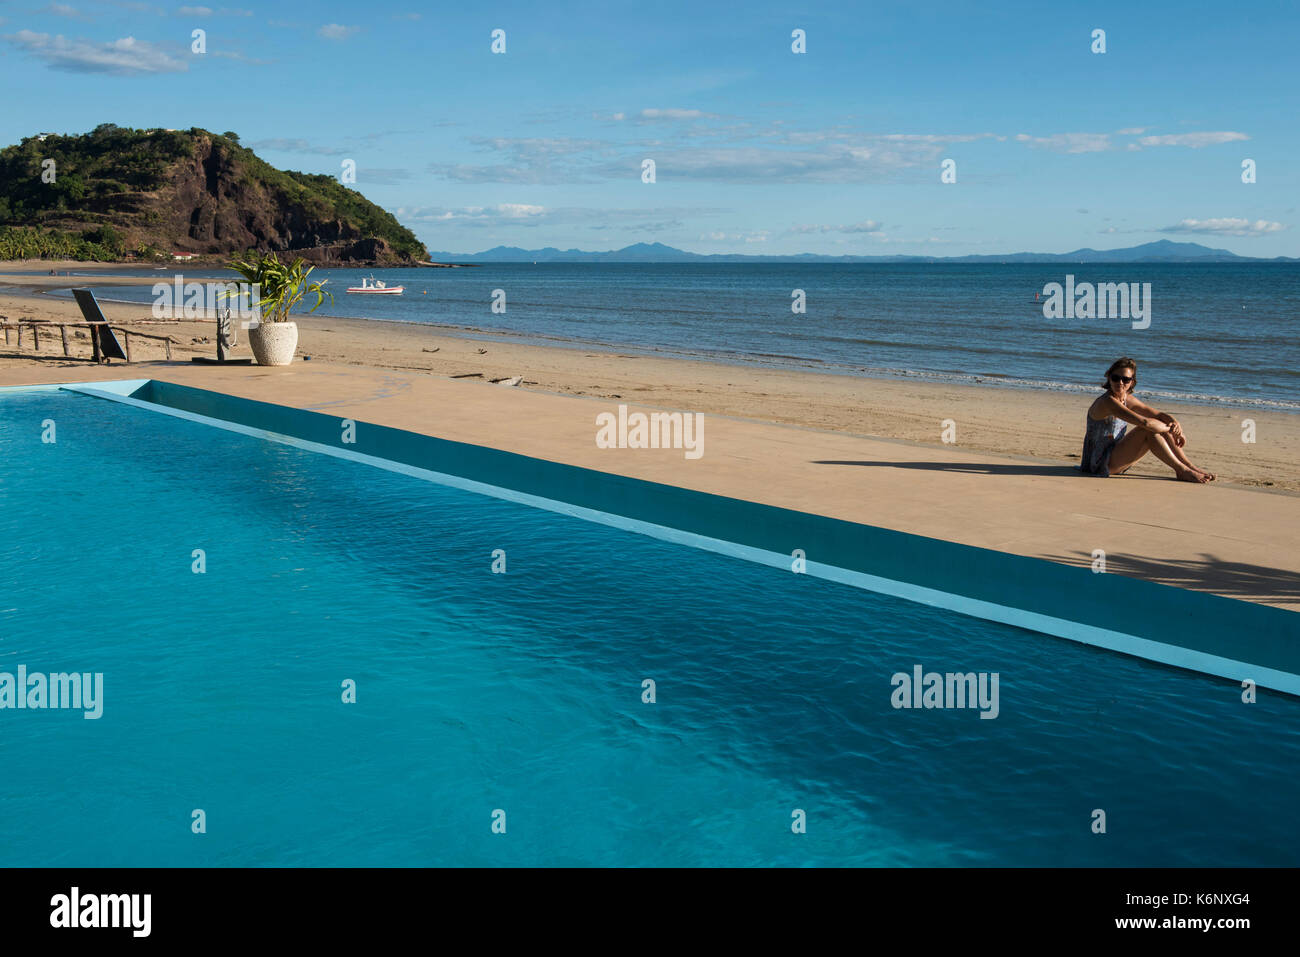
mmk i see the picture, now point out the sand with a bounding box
[3,261,1296,493]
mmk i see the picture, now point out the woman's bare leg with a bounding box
[1109,428,1207,481]
[1107,428,1153,474]
[1167,437,1216,481]
[1147,431,1209,481]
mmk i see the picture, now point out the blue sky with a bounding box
[1,0,1296,256]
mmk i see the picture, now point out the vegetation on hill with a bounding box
[0,123,427,262]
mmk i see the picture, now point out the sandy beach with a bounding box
[3,261,1297,494]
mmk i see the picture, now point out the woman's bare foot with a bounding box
[1176,468,1210,483]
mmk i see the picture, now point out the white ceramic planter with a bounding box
[248,321,298,366]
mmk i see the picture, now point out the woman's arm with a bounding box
[1126,395,1172,422]
[1098,394,1169,431]
[1127,396,1184,443]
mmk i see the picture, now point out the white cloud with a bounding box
[429,128,994,185]
[318,23,359,40]
[1008,128,1247,153]
[210,49,268,64]
[110,1,166,13]
[178,5,213,15]
[45,3,90,20]
[1160,217,1284,236]
[352,168,411,185]
[699,230,770,243]
[1015,132,1112,153]
[246,137,349,155]
[789,220,883,234]
[6,29,187,73]
[1137,132,1249,148]
[637,108,720,121]
[397,204,718,234]
[495,203,546,218]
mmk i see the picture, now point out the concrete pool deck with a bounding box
[3,360,1298,613]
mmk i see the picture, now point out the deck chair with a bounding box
[192,307,252,365]
[72,289,129,364]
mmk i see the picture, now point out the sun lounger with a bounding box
[71,289,129,364]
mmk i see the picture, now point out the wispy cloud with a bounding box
[595,108,725,123]
[318,23,359,40]
[108,1,166,14]
[430,130,991,185]
[637,108,722,121]
[1012,128,1250,154]
[6,29,187,74]
[593,144,949,184]
[211,49,269,64]
[428,137,615,184]
[44,3,92,21]
[1137,132,1249,148]
[789,220,884,234]
[247,137,349,155]
[395,204,726,234]
[699,230,770,243]
[1160,217,1284,236]
[1015,132,1113,154]
[353,168,412,185]
[179,5,255,14]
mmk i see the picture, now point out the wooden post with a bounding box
[60,325,70,356]
[122,329,132,362]
[32,324,39,351]
[17,324,24,349]
[165,337,173,360]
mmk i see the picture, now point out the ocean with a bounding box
[41,261,1300,411]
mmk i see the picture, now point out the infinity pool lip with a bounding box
[16,377,1299,697]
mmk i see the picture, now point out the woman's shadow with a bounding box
[813,459,1120,478]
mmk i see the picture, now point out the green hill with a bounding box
[0,124,428,263]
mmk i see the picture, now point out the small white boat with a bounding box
[346,276,404,295]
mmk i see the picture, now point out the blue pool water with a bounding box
[1,390,1298,866]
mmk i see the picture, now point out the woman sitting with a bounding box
[1081,357,1216,483]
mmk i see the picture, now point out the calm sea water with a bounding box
[2,391,1298,866]
[48,262,1300,410]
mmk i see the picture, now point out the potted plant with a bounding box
[225,253,332,366]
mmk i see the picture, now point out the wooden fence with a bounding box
[0,318,176,361]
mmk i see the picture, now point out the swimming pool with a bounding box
[1,387,1298,866]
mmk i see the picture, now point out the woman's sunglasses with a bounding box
[1109,373,1134,384]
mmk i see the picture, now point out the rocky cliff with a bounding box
[0,124,428,264]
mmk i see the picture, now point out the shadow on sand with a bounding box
[813,459,1099,478]
[1074,551,1300,606]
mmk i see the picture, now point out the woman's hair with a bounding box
[1102,357,1138,390]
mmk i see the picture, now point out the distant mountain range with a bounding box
[426,239,1297,264]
